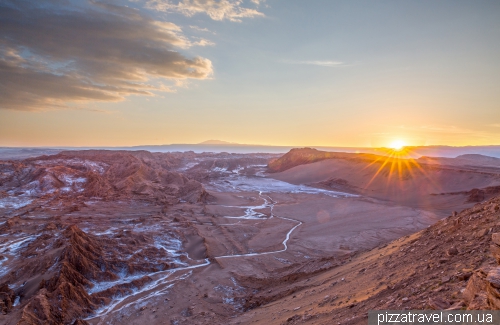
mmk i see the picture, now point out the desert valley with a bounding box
[2,1,500,324]
[1,147,500,324]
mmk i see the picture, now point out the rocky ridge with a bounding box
[267,148,353,173]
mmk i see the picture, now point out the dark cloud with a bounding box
[0,1,213,110]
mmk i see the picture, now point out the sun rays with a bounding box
[361,146,443,195]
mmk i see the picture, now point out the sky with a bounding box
[0,0,499,148]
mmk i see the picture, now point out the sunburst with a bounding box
[389,139,406,151]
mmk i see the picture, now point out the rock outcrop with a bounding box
[464,230,500,309]
[17,225,116,324]
[8,223,177,325]
[0,284,15,314]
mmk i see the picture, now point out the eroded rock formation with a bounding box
[0,150,209,205]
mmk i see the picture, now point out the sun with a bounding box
[389,139,406,151]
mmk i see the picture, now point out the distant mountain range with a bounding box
[2,142,500,159]
[197,140,237,145]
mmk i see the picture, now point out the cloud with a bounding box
[148,0,265,22]
[190,25,216,34]
[283,60,345,67]
[491,124,500,128]
[192,38,216,46]
[190,25,210,32]
[0,1,213,111]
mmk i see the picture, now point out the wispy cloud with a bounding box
[190,25,214,33]
[490,124,500,128]
[192,38,216,46]
[148,0,265,22]
[283,60,345,67]
[0,0,213,111]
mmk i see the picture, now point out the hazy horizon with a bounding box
[3,141,500,159]
[3,140,500,149]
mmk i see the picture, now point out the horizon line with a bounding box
[2,144,500,149]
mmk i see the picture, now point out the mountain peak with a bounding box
[197,140,237,145]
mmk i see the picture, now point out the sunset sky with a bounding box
[1,0,499,148]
